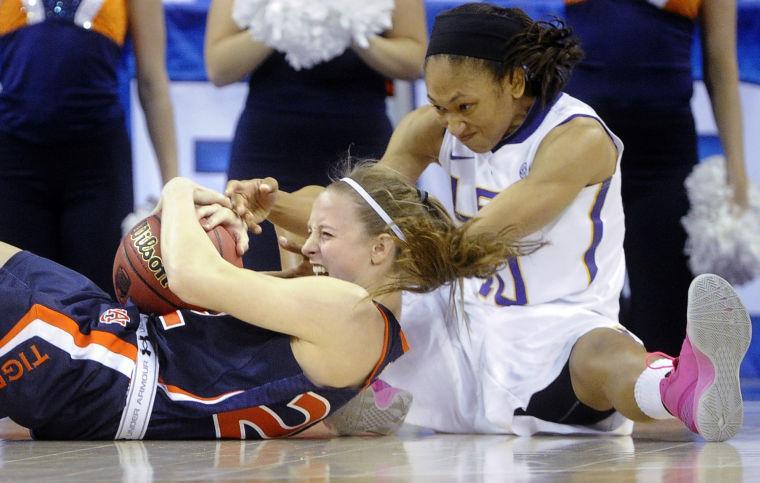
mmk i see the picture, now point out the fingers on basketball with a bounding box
[112,215,243,314]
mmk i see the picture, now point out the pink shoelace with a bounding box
[645,351,676,371]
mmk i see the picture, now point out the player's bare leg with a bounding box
[569,327,648,419]
[570,274,751,441]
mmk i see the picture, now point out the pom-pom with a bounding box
[122,197,158,236]
[232,0,394,70]
[682,156,760,285]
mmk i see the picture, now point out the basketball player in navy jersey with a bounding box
[231,3,752,442]
[0,162,515,440]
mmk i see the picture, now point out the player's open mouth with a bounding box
[312,264,328,276]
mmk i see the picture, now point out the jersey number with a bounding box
[450,178,527,305]
[478,258,528,306]
[213,392,330,439]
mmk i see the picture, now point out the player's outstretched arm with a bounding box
[227,107,443,235]
[466,117,617,239]
[161,178,385,387]
[380,105,445,182]
[225,177,279,234]
[227,178,323,238]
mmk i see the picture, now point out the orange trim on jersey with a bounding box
[158,379,241,402]
[91,0,128,46]
[213,392,330,439]
[363,305,391,388]
[0,0,28,36]
[0,304,138,361]
[565,0,701,19]
[664,0,701,20]
[399,330,410,353]
[159,311,185,330]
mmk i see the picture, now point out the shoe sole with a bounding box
[687,274,752,442]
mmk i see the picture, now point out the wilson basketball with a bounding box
[113,215,243,314]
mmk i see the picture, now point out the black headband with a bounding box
[426,12,524,62]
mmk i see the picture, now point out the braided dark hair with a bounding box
[426,3,584,104]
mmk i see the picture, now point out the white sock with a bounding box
[634,359,675,420]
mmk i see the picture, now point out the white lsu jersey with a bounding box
[441,93,626,319]
[382,93,633,436]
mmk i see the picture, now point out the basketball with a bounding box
[112,214,243,314]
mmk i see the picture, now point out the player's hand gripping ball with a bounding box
[113,215,243,314]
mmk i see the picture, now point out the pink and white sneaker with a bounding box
[660,274,752,441]
[324,379,412,436]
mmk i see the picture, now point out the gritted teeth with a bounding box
[312,264,327,276]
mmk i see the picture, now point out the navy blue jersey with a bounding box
[565,0,697,110]
[227,48,393,272]
[0,251,141,439]
[0,0,128,143]
[0,251,408,440]
[246,50,388,115]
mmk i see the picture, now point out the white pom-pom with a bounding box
[682,156,760,285]
[335,0,394,50]
[233,0,394,70]
[122,198,158,237]
[232,0,267,30]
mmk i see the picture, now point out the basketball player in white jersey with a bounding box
[228,3,751,441]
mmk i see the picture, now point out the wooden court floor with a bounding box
[1,402,758,481]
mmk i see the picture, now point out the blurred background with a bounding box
[123,0,760,375]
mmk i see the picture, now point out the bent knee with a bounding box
[571,328,644,372]
[569,328,646,408]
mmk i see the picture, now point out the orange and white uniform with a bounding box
[0,0,129,141]
[0,251,408,439]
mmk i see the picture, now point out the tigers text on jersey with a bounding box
[0,250,407,440]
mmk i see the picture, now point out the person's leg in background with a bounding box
[623,165,695,355]
[0,132,61,262]
[601,108,698,355]
[60,126,133,297]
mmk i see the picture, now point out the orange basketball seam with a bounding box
[211,226,224,258]
[121,217,178,313]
